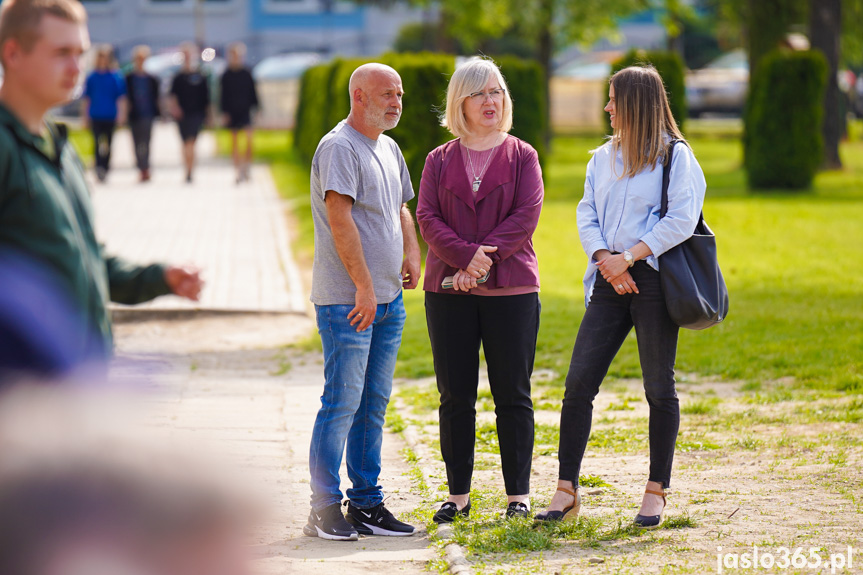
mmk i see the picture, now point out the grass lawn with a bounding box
[221,126,863,395]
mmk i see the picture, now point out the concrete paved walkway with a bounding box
[91,122,305,313]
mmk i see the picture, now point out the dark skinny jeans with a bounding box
[558,262,680,488]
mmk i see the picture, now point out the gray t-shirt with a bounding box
[310,121,414,305]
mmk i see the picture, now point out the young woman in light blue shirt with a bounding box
[535,66,707,529]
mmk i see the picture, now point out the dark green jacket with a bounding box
[0,103,170,356]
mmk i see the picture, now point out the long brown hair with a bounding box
[608,65,685,178]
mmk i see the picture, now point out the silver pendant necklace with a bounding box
[466,134,501,193]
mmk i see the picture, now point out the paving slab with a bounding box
[90,122,304,313]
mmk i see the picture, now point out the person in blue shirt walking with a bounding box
[534,65,707,529]
[82,44,126,182]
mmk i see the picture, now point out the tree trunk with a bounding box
[537,0,553,151]
[809,0,843,169]
[746,0,796,79]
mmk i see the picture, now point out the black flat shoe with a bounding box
[533,486,581,524]
[634,487,666,530]
[433,500,470,524]
[505,502,530,518]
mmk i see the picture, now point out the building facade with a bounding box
[77,0,423,62]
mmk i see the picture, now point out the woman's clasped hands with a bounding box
[452,245,497,291]
[596,253,639,295]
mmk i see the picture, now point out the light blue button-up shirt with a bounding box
[577,140,707,306]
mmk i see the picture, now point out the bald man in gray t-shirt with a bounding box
[305,63,421,542]
[310,120,414,306]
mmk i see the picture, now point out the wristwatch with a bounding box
[623,250,634,267]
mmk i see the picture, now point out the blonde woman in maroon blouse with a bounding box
[416,58,544,522]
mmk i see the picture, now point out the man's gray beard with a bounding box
[366,107,400,131]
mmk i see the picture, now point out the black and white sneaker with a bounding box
[344,501,416,536]
[303,503,359,541]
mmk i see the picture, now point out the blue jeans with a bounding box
[309,292,405,511]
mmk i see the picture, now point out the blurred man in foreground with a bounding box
[0,0,203,363]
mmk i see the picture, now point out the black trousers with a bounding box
[91,119,115,173]
[425,291,540,495]
[558,262,680,488]
[130,118,154,171]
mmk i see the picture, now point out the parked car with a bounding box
[685,49,748,117]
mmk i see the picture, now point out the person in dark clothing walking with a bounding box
[125,44,160,183]
[220,42,259,184]
[82,44,126,183]
[169,43,210,183]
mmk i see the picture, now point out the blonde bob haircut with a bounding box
[607,65,686,178]
[442,58,513,139]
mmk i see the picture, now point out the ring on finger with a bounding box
[617,284,624,290]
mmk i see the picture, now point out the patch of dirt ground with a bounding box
[393,374,863,574]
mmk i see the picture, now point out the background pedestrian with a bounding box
[169,42,210,183]
[125,44,160,183]
[220,42,259,184]
[81,44,126,183]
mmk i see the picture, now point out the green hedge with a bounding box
[293,53,548,193]
[294,54,453,195]
[604,49,687,134]
[294,63,340,164]
[744,50,827,189]
[495,55,548,163]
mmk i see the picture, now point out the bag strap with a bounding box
[659,139,681,219]
[660,139,706,230]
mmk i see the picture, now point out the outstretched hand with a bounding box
[164,265,204,301]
